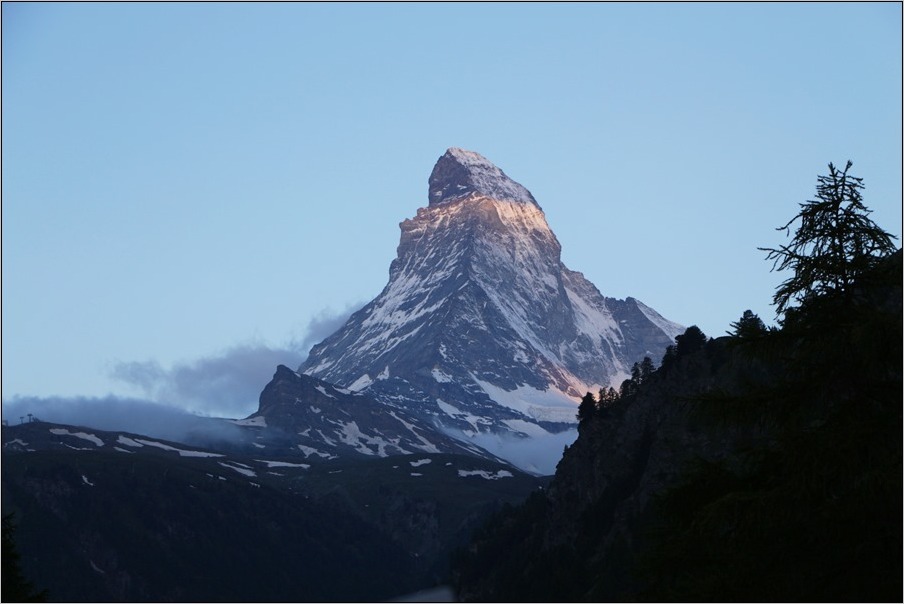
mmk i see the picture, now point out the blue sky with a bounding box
[2,2,901,419]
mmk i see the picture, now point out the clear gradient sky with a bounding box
[2,2,902,420]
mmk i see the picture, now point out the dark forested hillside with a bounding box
[454,251,901,601]
[1,443,419,602]
[453,168,902,602]
[1,432,544,602]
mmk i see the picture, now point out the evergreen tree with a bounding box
[639,356,655,381]
[630,357,655,386]
[659,344,678,373]
[598,386,619,408]
[619,378,638,399]
[728,309,767,338]
[759,160,897,315]
[674,326,707,356]
[577,392,597,422]
[2,514,48,602]
[630,361,643,384]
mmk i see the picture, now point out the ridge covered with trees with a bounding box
[452,161,901,601]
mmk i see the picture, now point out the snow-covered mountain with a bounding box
[295,148,683,474]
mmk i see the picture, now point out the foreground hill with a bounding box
[2,421,544,602]
[453,250,901,601]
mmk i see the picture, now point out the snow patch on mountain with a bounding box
[256,459,310,469]
[134,438,224,458]
[432,368,454,383]
[117,435,144,447]
[348,374,374,392]
[314,385,336,399]
[297,444,334,459]
[458,469,514,480]
[336,420,401,457]
[634,298,685,342]
[219,461,256,477]
[50,428,104,447]
[474,378,579,425]
[436,399,492,434]
[565,286,622,344]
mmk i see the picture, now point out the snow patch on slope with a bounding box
[49,428,104,447]
[432,368,454,383]
[436,399,492,434]
[297,444,334,459]
[133,438,224,458]
[387,410,440,454]
[256,459,310,469]
[458,469,514,480]
[473,377,579,424]
[348,374,374,392]
[219,461,256,477]
[314,385,336,398]
[336,420,397,456]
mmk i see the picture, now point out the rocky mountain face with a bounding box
[236,364,496,461]
[298,148,683,473]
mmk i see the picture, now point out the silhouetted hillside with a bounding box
[453,250,901,602]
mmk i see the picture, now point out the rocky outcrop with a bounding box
[246,365,494,461]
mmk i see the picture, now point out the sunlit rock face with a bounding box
[299,148,683,474]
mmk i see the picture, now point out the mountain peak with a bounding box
[428,148,539,208]
[301,148,684,473]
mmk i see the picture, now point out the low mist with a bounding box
[2,394,246,446]
[443,426,579,476]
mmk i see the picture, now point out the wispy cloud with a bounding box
[105,300,362,418]
[2,341,301,447]
[2,303,363,443]
[296,302,361,354]
[110,342,303,418]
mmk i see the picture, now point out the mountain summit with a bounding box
[428,147,538,207]
[299,148,682,473]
